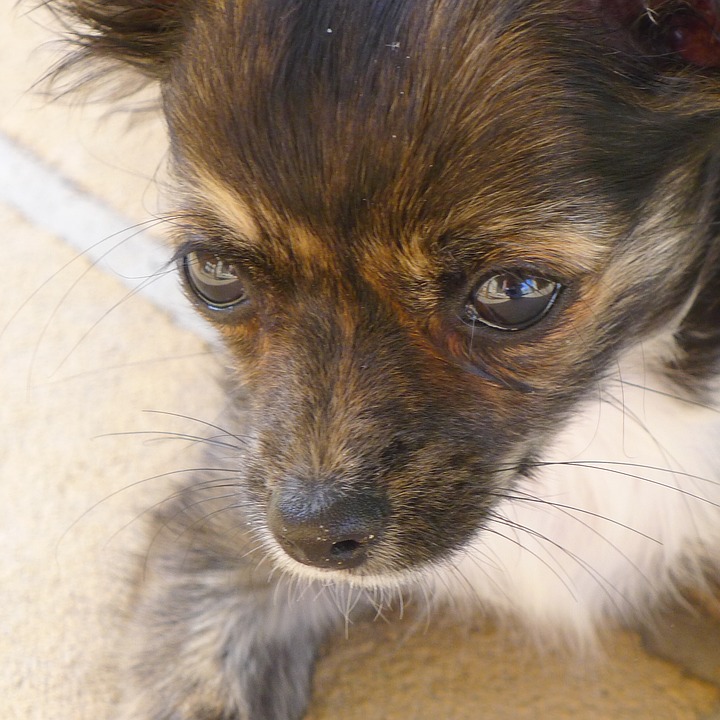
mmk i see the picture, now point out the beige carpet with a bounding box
[2,3,720,719]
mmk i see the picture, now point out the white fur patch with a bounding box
[434,341,720,642]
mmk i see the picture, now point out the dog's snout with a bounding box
[268,486,385,570]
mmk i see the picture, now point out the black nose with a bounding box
[268,486,385,570]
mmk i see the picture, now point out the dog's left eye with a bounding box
[465,272,562,331]
[182,250,248,309]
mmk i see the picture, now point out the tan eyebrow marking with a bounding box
[184,167,260,242]
[185,167,338,273]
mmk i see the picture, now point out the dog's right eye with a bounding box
[465,271,562,331]
[182,250,248,309]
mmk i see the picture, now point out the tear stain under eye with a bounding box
[460,356,535,393]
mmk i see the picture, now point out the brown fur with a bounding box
[46,1,720,718]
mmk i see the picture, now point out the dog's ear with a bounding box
[669,146,720,386]
[50,0,190,80]
[591,2,720,383]
[601,0,720,68]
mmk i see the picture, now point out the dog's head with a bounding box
[57,0,720,581]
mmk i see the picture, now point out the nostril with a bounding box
[276,528,375,569]
[331,539,362,557]
[268,486,386,570]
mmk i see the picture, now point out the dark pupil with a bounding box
[185,251,246,307]
[473,274,557,330]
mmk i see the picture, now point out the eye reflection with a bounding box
[182,250,248,309]
[466,272,561,331]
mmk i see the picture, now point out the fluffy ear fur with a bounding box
[591,0,720,387]
[671,151,720,388]
[51,0,720,80]
[48,0,191,81]
[594,0,720,68]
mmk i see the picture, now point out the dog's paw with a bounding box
[116,642,316,720]
[117,696,238,720]
[114,542,327,719]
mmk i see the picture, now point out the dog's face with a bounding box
[61,0,720,580]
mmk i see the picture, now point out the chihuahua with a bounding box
[49,0,720,717]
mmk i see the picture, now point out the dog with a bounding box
[48,0,720,717]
